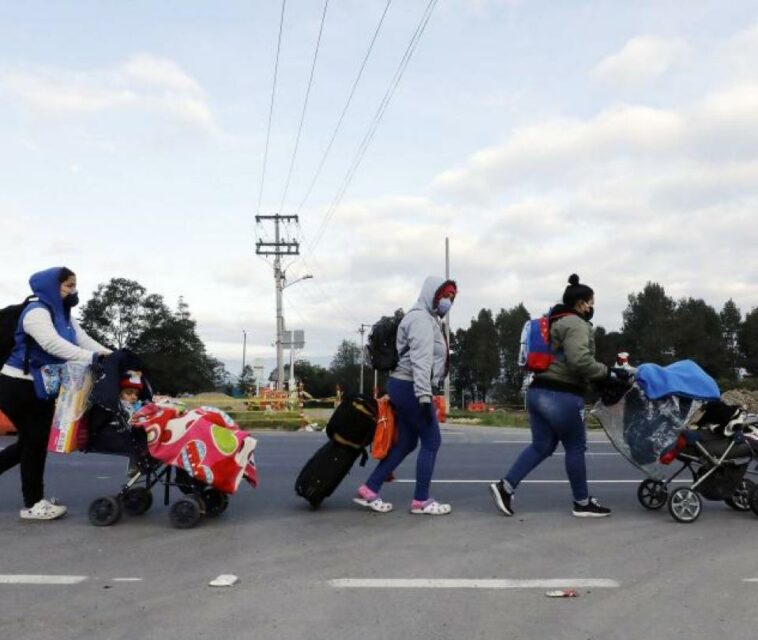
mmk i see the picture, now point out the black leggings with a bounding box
[0,374,56,507]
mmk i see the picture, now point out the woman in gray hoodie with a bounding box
[354,276,457,515]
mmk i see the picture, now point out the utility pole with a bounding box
[242,330,247,375]
[357,323,373,395]
[444,237,451,412]
[256,214,299,391]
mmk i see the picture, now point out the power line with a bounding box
[305,0,438,256]
[256,0,288,217]
[295,0,393,217]
[279,0,330,213]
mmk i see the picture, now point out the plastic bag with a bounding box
[48,363,93,453]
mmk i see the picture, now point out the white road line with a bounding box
[329,578,620,589]
[394,479,685,484]
[113,578,143,582]
[493,440,612,444]
[554,452,620,456]
[0,574,87,585]
[743,579,758,583]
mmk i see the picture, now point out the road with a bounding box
[1,426,757,640]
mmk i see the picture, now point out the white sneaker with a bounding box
[20,498,67,521]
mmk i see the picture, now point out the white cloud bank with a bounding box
[592,35,691,85]
[0,54,217,133]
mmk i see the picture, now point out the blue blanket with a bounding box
[635,360,720,401]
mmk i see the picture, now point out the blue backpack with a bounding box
[519,309,571,373]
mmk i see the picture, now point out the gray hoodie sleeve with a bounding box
[404,311,435,400]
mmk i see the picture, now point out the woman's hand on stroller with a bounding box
[607,367,634,383]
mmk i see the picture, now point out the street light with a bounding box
[277,272,314,390]
[283,273,313,289]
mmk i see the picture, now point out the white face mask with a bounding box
[436,298,453,317]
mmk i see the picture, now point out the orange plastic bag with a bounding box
[0,409,16,435]
[371,396,397,460]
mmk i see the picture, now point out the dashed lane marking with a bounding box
[0,575,87,585]
[329,578,620,589]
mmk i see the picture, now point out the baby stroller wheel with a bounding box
[169,496,205,529]
[668,487,702,523]
[637,479,668,510]
[202,489,229,517]
[89,496,122,527]
[724,478,755,511]
[122,487,153,516]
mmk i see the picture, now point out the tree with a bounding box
[294,359,335,398]
[494,303,530,401]
[673,298,727,378]
[80,278,228,394]
[594,328,628,367]
[739,308,758,374]
[79,278,150,348]
[237,364,256,396]
[450,327,473,407]
[463,309,500,401]
[720,299,742,379]
[330,340,362,394]
[621,282,677,365]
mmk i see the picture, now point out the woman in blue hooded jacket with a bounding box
[0,267,110,520]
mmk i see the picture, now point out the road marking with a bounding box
[113,578,143,582]
[394,479,685,484]
[329,578,619,589]
[493,440,612,444]
[743,579,758,583]
[553,452,620,456]
[0,574,87,585]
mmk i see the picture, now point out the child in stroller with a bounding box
[593,359,756,523]
[82,349,257,529]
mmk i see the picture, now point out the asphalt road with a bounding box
[1,425,757,640]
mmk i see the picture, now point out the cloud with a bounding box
[592,35,691,85]
[0,54,218,133]
[431,105,686,203]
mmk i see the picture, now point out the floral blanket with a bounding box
[131,403,258,494]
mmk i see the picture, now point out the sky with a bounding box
[2,0,758,378]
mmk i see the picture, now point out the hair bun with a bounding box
[568,274,580,286]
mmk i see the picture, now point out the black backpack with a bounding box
[367,309,406,372]
[0,296,37,367]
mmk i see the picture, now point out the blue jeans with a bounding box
[365,377,441,502]
[504,387,589,502]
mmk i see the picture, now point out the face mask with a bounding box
[63,290,79,308]
[436,298,453,317]
[583,306,594,321]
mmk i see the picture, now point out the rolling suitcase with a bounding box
[295,440,367,507]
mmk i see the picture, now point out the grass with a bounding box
[178,393,318,431]
[447,409,529,428]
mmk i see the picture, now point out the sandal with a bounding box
[353,496,393,513]
[410,499,452,515]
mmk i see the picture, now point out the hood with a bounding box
[29,267,67,319]
[416,276,456,314]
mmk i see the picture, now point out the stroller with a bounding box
[592,360,757,523]
[81,349,257,529]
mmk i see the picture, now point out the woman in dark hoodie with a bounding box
[490,274,623,518]
[0,267,110,520]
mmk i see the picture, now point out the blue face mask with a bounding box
[436,298,453,317]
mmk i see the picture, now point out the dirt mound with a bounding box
[721,389,758,413]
